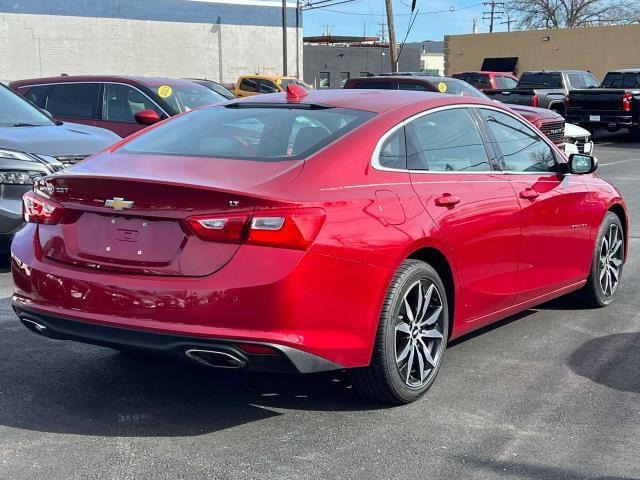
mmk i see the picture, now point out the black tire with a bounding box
[349,259,449,404]
[579,212,625,307]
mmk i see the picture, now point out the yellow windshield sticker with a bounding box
[275,78,282,85]
[437,82,447,93]
[158,85,173,98]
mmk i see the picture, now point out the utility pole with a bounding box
[501,13,514,32]
[384,0,398,72]
[482,1,504,33]
[282,0,288,76]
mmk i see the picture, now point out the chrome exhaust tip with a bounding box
[20,318,49,336]
[185,349,247,369]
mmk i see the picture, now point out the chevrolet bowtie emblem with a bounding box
[105,197,134,210]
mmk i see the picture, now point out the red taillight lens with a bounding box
[186,208,326,250]
[22,191,63,225]
[532,94,539,108]
[623,92,632,112]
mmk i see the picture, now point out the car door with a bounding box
[406,106,522,323]
[477,107,593,303]
[44,83,100,127]
[100,83,166,137]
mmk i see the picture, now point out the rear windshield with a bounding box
[519,72,563,88]
[601,72,640,88]
[119,105,375,161]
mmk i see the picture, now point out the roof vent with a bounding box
[287,84,307,100]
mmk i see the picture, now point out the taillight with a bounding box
[185,208,326,250]
[532,94,539,108]
[565,95,570,111]
[623,92,632,112]
[22,191,63,225]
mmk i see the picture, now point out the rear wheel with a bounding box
[579,212,624,307]
[350,259,448,404]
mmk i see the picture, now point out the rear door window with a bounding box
[120,106,375,161]
[405,108,492,172]
[47,83,100,119]
[239,78,259,92]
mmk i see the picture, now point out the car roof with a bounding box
[607,68,640,73]
[9,75,200,88]
[228,88,497,114]
[454,71,515,76]
[238,75,298,80]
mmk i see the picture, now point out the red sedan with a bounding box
[11,87,627,404]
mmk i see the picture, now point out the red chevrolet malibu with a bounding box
[11,87,627,404]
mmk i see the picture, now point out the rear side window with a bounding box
[47,83,99,119]
[239,78,258,92]
[259,80,278,93]
[479,109,557,172]
[405,108,491,172]
[119,106,375,161]
[519,72,563,88]
[378,128,406,169]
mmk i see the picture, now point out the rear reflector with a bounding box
[185,208,326,250]
[235,343,279,355]
[23,191,64,225]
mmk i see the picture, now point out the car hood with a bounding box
[0,123,120,157]
[564,122,590,138]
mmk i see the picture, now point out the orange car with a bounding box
[232,75,311,97]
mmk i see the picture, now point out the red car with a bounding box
[11,87,627,404]
[452,71,519,91]
[9,75,228,138]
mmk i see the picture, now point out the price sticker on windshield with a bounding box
[437,82,447,93]
[158,85,173,98]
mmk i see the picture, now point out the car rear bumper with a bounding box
[11,224,390,369]
[567,114,636,129]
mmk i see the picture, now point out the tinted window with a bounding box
[22,85,50,108]
[519,72,563,88]
[319,72,330,88]
[601,72,640,88]
[120,106,374,161]
[259,80,278,93]
[351,81,398,90]
[406,108,491,172]
[378,128,406,169]
[479,109,557,172]
[103,84,162,123]
[0,85,54,127]
[47,83,99,119]
[239,78,258,92]
[399,82,431,91]
[456,73,491,89]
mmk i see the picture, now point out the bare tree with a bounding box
[507,0,640,29]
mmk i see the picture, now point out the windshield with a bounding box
[435,79,487,99]
[0,85,54,127]
[280,79,312,90]
[120,105,374,161]
[519,72,563,88]
[151,83,227,113]
[601,72,640,88]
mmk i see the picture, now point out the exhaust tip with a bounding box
[185,349,247,369]
[20,318,49,336]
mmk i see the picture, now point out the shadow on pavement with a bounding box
[0,323,386,438]
[567,332,640,394]
[0,253,9,273]
[453,456,636,480]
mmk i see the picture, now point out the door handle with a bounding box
[520,188,540,200]
[435,193,461,207]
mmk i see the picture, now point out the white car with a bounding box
[565,123,594,156]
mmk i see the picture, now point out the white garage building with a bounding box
[0,0,302,84]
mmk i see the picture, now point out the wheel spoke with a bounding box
[611,239,623,256]
[418,339,436,368]
[403,298,415,324]
[611,258,623,267]
[610,265,619,282]
[416,348,425,383]
[418,306,442,327]
[600,265,607,281]
[405,346,415,383]
[395,322,411,335]
[397,340,411,363]
[419,284,434,323]
[420,329,443,340]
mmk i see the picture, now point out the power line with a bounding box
[304,2,483,17]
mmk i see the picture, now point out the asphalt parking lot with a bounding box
[0,133,638,480]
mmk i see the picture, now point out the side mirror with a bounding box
[134,109,161,126]
[568,153,598,174]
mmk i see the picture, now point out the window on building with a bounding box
[103,84,162,123]
[319,72,330,89]
[339,72,351,87]
[406,108,491,172]
[47,83,100,119]
[479,109,557,173]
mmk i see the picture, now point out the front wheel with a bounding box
[350,259,449,404]
[579,212,625,307]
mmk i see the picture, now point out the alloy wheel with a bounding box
[599,223,624,297]
[394,279,445,389]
